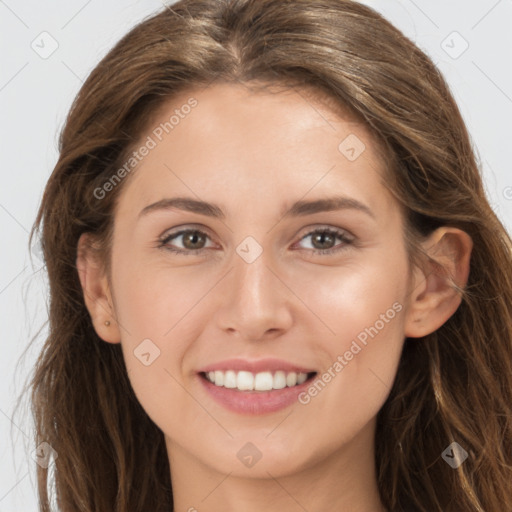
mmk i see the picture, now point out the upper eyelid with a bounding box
[159,225,215,243]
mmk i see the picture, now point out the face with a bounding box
[99,83,415,478]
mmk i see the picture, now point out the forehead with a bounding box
[115,82,396,221]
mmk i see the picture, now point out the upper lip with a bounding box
[197,358,316,374]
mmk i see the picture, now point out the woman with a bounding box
[29,0,512,510]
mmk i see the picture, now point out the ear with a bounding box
[404,227,473,338]
[76,232,121,344]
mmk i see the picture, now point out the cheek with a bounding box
[109,257,210,416]
[292,251,408,417]
[112,268,203,432]
[292,252,407,346]
[112,256,216,344]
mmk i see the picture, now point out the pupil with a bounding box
[185,232,204,249]
[313,232,334,249]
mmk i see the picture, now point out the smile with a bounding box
[203,370,312,391]
[197,358,318,414]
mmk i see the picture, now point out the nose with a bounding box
[214,246,293,342]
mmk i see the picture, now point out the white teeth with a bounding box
[237,371,254,390]
[297,373,308,385]
[254,371,273,391]
[214,370,224,386]
[286,372,297,387]
[273,371,287,389]
[224,370,237,388]
[204,370,311,391]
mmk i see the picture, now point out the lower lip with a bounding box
[198,373,314,415]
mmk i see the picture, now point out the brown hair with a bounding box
[27,0,512,510]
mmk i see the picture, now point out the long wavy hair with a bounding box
[27,0,512,510]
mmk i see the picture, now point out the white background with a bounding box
[1,0,511,509]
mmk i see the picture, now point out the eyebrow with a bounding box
[138,195,375,220]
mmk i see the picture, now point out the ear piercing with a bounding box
[105,320,111,326]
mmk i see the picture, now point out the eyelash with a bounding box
[158,227,354,256]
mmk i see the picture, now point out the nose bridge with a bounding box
[231,234,278,307]
[215,237,292,340]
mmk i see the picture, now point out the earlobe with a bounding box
[76,233,121,344]
[404,227,473,338]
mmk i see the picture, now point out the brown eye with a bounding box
[296,228,354,255]
[181,231,207,250]
[159,229,213,255]
[310,231,337,250]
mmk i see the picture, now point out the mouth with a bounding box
[200,370,317,392]
[197,360,318,415]
[196,358,318,414]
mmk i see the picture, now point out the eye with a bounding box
[294,227,354,255]
[159,226,354,256]
[158,228,215,256]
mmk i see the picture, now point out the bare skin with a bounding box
[77,82,472,512]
